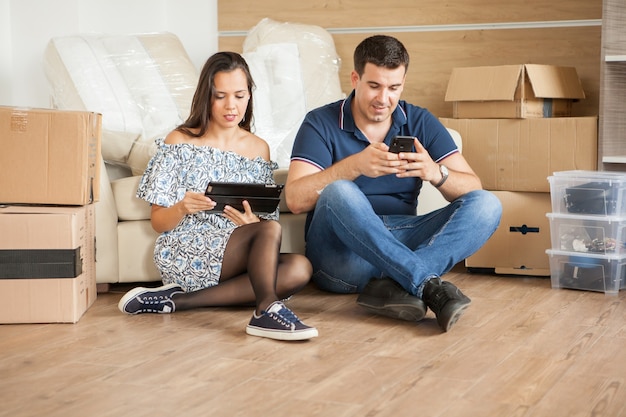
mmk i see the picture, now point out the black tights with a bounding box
[172,220,311,314]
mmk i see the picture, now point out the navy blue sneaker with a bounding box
[118,283,184,314]
[246,301,318,341]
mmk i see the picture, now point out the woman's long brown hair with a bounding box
[177,51,255,138]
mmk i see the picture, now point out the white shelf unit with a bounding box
[605,55,626,62]
[599,0,626,169]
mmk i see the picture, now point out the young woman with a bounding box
[118,52,318,341]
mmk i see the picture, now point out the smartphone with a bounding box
[389,136,415,153]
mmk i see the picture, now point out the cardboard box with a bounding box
[0,107,101,205]
[444,64,586,118]
[0,205,96,323]
[466,191,552,276]
[440,117,598,192]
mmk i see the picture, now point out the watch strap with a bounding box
[434,165,448,188]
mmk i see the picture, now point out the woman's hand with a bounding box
[222,200,260,225]
[151,191,216,233]
[179,191,217,214]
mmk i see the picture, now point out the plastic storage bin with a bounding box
[547,212,626,255]
[546,249,626,293]
[548,170,626,216]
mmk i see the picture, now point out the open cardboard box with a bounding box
[445,64,586,119]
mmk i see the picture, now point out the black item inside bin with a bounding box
[564,182,619,215]
[563,261,605,290]
[563,256,626,291]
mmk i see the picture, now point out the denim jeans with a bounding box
[305,180,502,297]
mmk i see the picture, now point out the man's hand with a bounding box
[355,142,410,178]
[394,138,440,182]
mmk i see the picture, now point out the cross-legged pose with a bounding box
[285,35,502,332]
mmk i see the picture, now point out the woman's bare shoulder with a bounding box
[164,129,189,145]
[244,132,270,160]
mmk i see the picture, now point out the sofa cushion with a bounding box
[112,176,152,221]
[117,220,161,282]
[278,213,306,254]
[417,128,463,214]
[273,168,291,213]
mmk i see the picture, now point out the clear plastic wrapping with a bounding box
[242,18,344,167]
[43,32,199,175]
[43,21,344,172]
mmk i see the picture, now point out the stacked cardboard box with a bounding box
[0,106,101,323]
[440,64,598,276]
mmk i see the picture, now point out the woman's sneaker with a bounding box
[246,301,318,341]
[118,283,184,314]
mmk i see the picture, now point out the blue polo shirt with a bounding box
[291,92,458,230]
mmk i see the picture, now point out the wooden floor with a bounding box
[2,267,626,417]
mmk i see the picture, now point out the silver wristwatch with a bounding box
[434,164,449,188]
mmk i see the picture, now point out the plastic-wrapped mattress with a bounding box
[243,18,344,167]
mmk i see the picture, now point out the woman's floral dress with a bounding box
[136,138,279,292]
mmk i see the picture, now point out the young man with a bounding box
[285,35,502,332]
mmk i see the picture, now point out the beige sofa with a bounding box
[94,164,306,287]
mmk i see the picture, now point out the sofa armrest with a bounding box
[95,157,120,283]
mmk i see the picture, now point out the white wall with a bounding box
[0,0,218,107]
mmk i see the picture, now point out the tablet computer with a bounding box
[204,182,284,213]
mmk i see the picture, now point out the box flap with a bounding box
[445,65,523,102]
[525,64,586,99]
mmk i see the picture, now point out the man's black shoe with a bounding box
[356,277,427,321]
[422,277,471,332]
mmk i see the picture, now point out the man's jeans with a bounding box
[305,180,502,297]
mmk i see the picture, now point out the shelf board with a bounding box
[602,156,626,163]
[605,54,626,62]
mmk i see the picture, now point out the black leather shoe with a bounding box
[356,277,427,321]
[422,277,471,332]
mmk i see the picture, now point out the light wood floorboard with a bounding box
[2,268,626,417]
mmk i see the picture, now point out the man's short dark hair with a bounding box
[353,35,410,76]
